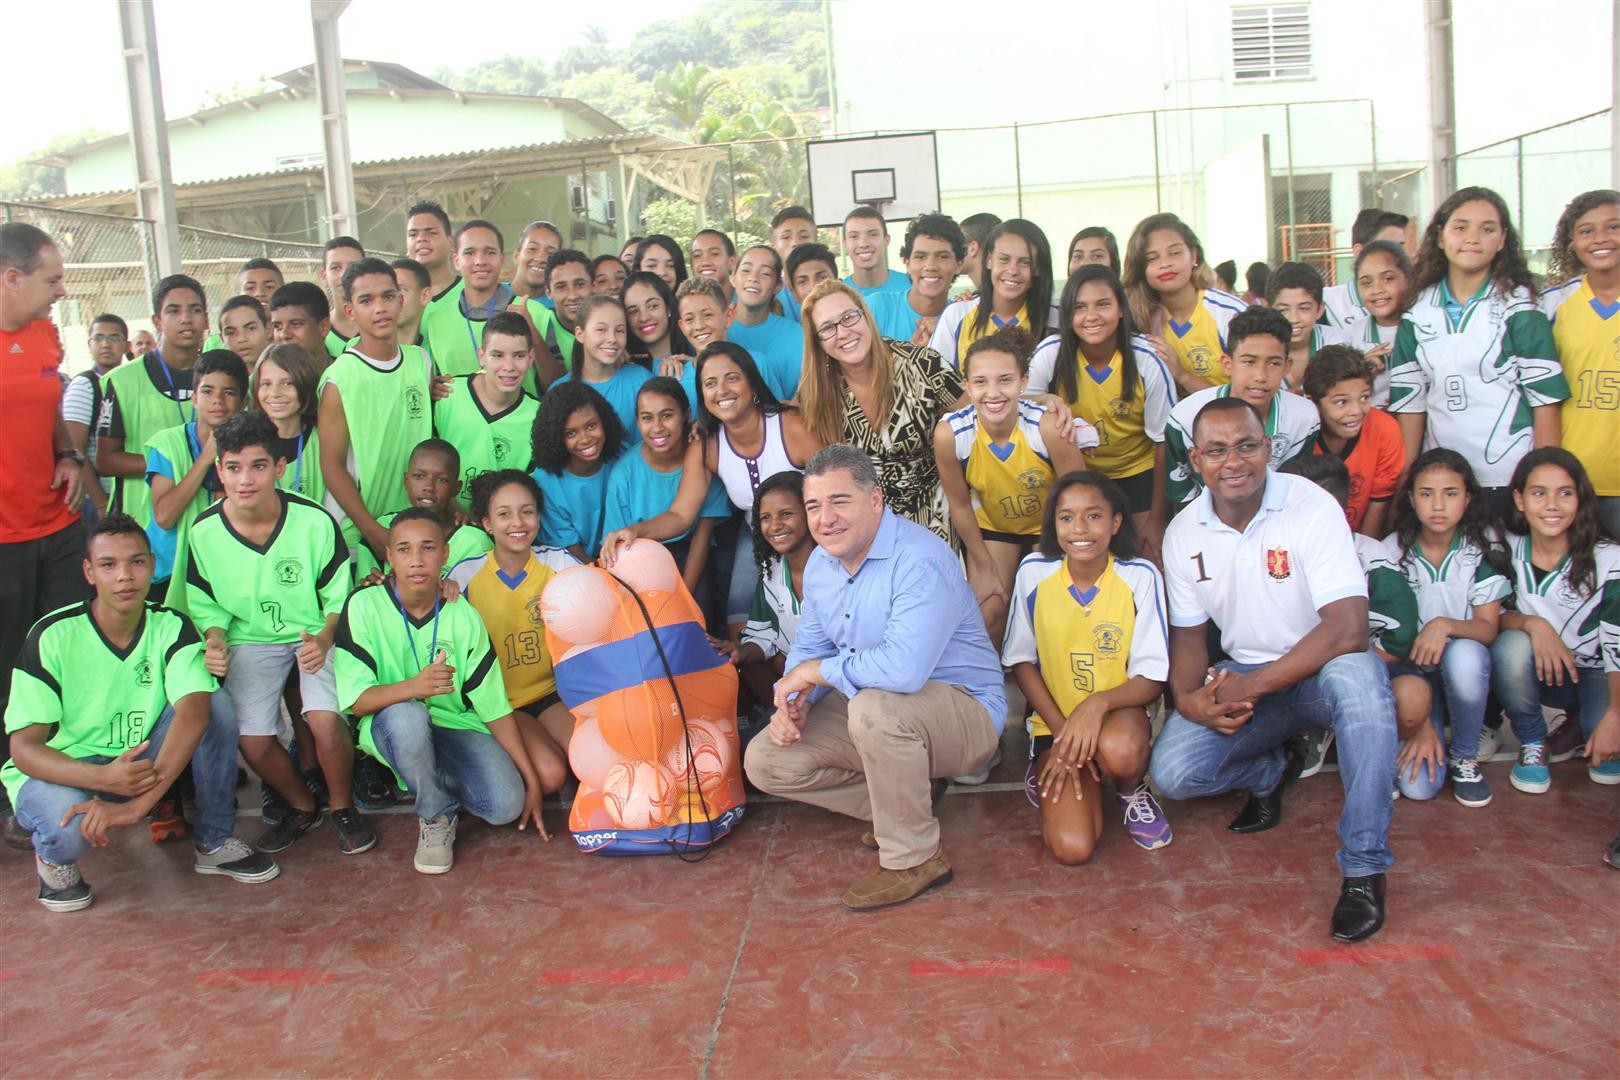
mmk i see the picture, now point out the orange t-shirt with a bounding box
[1,319,78,542]
[1313,405,1403,531]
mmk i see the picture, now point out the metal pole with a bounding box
[117,0,181,283]
[1013,123,1024,217]
[727,142,738,236]
[1368,99,1380,206]
[1284,104,1297,257]
[1152,111,1162,212]
[310,0,357,239]
[1426,0,1457,211]
[1514,137,1525,233]
[1612,0,1619,187]
[823,0,839,134]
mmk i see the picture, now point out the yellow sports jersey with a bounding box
[945,401,1054,537]
[1069,338,1176,480]
[446,547,579,709]
[1002,553,1170,737]
[1541,276,1620,496]
[1164,288,1245,387]
[959,303,1031,359]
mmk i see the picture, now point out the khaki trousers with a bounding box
[744,681,998,869]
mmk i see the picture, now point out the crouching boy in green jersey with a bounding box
[187,412,377,858]
[332,510,545,874]
[3,514,276,912]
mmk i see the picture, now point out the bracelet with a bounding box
[55,449,84,465]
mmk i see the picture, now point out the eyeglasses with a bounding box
[813,308,865,341]
[89,333,127,344]
[1196,438,1268,464]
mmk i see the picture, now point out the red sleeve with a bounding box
[1369,409,1404,500]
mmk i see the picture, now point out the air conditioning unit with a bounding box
[570,184,587,213]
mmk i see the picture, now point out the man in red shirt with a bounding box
[0,223,87,824]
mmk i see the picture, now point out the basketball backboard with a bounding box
[806,132,940,226]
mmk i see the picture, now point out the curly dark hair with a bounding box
[531,381,624,476]
[468,468,542,528]
[750,470,807,577]
[1299,343,1375,401]
[1543,189,1620,286]
[1391,448,1511,582]
[1411,186,1534,300]
[1038,471,1139,562]
[1505,447,1616,598]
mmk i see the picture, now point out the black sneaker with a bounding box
[254,807,323,853]
[261,780,293,829]
[331,807,377,855]
[3,811,32,852]
[353,755,399,810]
[35,855,93,912]
[195,837,280,882]
[302,768,330,812]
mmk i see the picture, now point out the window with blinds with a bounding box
[1232,4,1313,81]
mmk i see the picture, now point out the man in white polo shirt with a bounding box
[1149,396,1397,942]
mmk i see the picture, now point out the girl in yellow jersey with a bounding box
[446,469,578,795]
[929,220,1056,369]
[1029,265,1176,558]
[1122,213,1246,395]
[1003,471,1171,864]
[935,328,1083,645]
[1539,189,1620,535]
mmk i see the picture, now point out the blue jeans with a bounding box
[1491,629,1610,743]
[1388,637,1493,797]
[1150,649,1398,877]
[14,695,240,865]
[369,702,524,824]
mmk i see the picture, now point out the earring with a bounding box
[753,394,760,405]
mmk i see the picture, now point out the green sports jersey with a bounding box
[1,601,218,804]
[1356,536,1419,660]
[100,355,194,527]
[420,293,564,385]
[144,421,219,614]
[186,491,351,645]
[203,333,224,353]
[351,512,493,580]
[431,375,539,507]
[317,344,433,540]
[270,424,326,507]
[324,328,352,361]
[332,584,510,784]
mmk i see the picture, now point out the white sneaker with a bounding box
[1476,725,1505,761]
[415,814,457,874]
[952,745,1001,786]
[35,855,93,912]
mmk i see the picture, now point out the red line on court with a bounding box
[194,968,336,986]
[1297,943,1459,966]
[910,957,1070,978]
[537,966,690,986]
[0,971,15,984]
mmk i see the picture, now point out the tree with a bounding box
[0,128,112,201]
[639,196,701,240]
[445,54,551,97]
[651,64,721,133]
[625,15,734,79]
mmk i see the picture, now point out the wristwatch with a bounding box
[55,449,85,465]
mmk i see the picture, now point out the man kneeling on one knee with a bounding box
[744,445,1006,910]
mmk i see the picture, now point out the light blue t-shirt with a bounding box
[865,291,925,343]
[549,364,652,446]
[844,268,911,298]
[533,461,616,555]
[776,284,801,325]
[728,316,805,401]
[602,447,733,544]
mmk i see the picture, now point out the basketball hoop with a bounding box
[805,133,940,227]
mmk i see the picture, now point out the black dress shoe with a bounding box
[1331,873,1386,942]
[1228,745,1306,833]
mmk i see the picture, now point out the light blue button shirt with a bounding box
[786,508,1007,729]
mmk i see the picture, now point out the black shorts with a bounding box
[1113,468,1155,516]
[981,529,1038,547]
[516,691,563,716]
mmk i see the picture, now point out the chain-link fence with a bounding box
[622,99,1405,291]
[2,201,329,373]
[1455,109,1614,272]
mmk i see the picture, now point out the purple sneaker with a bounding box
[1546,713,1584,763]
[1118,781,1173,850]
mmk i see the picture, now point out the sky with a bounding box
[4,0,702,158]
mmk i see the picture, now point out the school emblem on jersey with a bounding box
[492,436,512,463]
[1107,395,1128,419]
[275,558,304,587]
[405,386,426,419]
[1093,622,1124,655]
[133,658,154,686]
[1188,346,1215,375]
[1266,547,1292,580]
[1017,468,1045,493]
[525,596,544,626]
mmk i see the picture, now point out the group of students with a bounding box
[0,182,1616,932]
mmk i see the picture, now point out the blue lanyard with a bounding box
[390,584,441,671]
[290,429,306,494]
[463,291,507,356]
[151,349,190,426]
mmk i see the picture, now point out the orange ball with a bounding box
[595,679,684,761]
[569,785,615,831]
[600,760,678,830]
[568,717,628,789]
[663,717,736,806]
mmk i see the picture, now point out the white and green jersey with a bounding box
[317,344,433,540]
[1506,537,1620,674]
[1356,534,1418,661]
[331,584,511,785]
[1,601,217,803]
[1386,282,1568,487]
[742,556,804,661]
[1322,281,1369,336]
[1163,385,1321,504]
[1385,533,1511,627]
[186,491,351,646]
[431,376,539,508]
